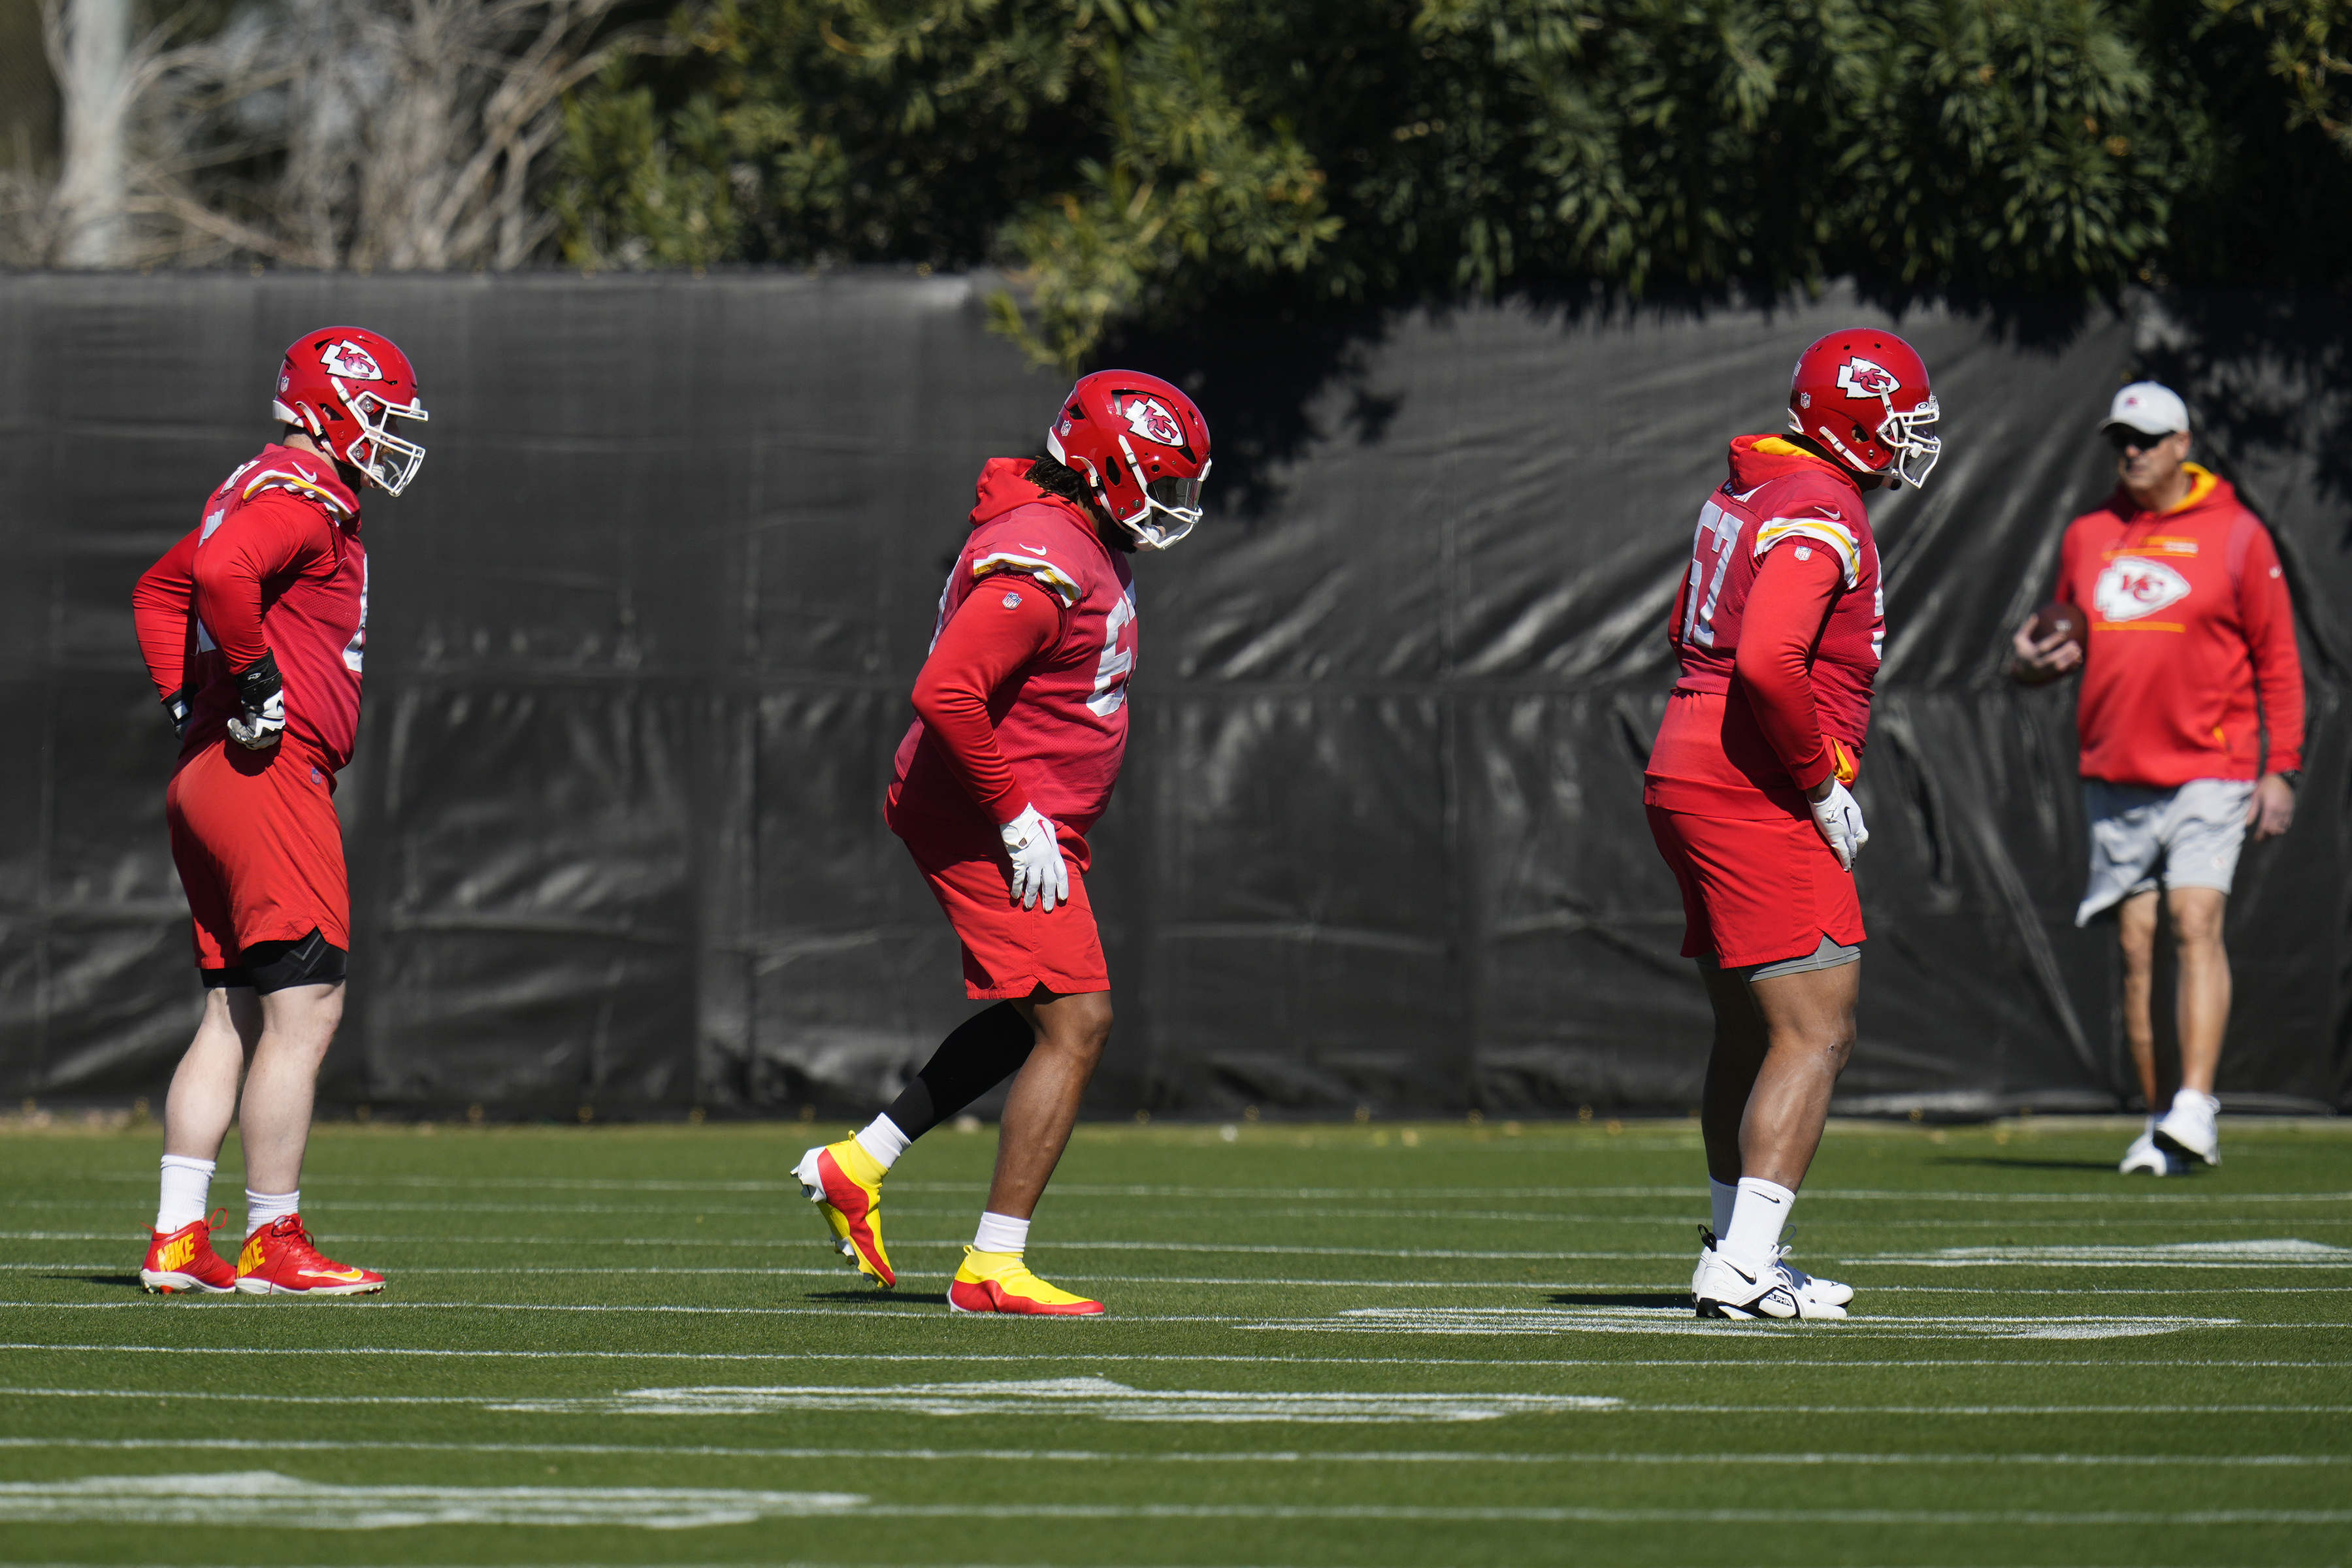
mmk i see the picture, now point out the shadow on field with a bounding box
[50,1273,142,1290]
[804,1288,951,1306]
[1546,1291,1688,1310]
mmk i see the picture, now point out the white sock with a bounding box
[1720,1177,1796,1275]
[246,1188,300,1237]
[1708,1177,1737,1237]
[853,1114,911,1170]
[972,1211,1030,1255]
[155,1156,216,1232]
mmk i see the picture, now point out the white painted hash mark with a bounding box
[0,1471,864,1528]
[487,1377,1619,1423]
[1256,1307,2239,1340]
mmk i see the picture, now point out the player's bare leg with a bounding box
[163,987,263,1162]
[1692,960,1857,1318]
[986,987,1113,1219]
[1735,964,1859,1188]
[237,981,345,1194]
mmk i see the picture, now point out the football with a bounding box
[2028,600,2088,659]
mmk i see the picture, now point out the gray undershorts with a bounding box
[1697,931,1862,982]
[2076,777,2256,926]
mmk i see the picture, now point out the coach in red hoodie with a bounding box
[2012,382,2304,1176]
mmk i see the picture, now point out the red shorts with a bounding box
[892,808,1109,1000]
[1645,804,1863,968]
[166,739,350,970]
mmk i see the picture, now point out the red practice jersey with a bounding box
[888,459,1139,834]
[132,446,368,773]
[1646,436,1885,818]
[2053,464,2303,787]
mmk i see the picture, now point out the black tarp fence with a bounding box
[2,273,2344,1119]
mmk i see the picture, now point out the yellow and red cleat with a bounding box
[140,1211,237,1294]
[947,1247,1104,1316]
[235,1214,384,1296]
[793,1138,895,1287]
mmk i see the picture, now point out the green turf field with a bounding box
[1,1113,2346,1566]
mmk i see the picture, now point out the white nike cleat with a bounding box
[2152,1090,2221,1167]
[1775,1244,1854,1308]
[2119,1119,2189,1175]
[1694,1228,1853,1311]
[1692,1230,1844,1320]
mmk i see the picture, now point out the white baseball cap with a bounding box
[2100,382,2189,438]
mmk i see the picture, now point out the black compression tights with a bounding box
[881,1002,1037,1140]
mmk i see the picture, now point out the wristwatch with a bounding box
[2276,770,2300,791]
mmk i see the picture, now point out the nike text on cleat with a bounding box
[947,1247,1105,1316]
[1692,1230,1844,1321]
[2121,1121,2190,1176]
[792,1139,894,1288]
[2152,1090,2221,1167]
[140,1210,237,1294]
[233,1214,384,1296]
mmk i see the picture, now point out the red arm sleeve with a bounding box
[1733,541,1845,791]
[2236,523,2305,774]
[131,532,200,702]
[191,497,329,670]
[910,575,1064,824]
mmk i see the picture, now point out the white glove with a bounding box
[226,653,286,751]
[999,804,1068,911]
[1808,779,1869,872]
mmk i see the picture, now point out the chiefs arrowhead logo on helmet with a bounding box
[319,340,384,382]
[1837,357,1900,399]
[1122,397,1184,448]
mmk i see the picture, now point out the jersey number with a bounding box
[1680,500,1744,647]
[1087,590,1137,717]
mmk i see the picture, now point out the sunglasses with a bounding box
[2105,427,2178,453]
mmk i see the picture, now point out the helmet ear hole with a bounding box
[1105,456,1125,486]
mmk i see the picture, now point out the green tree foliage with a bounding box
[555,0,2352,365]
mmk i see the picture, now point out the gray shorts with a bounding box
[1697,931,1861,982]
[2076,777,2255,926]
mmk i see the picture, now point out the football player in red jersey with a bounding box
[794,372,1209,1316]
[1646,330,1940,1320]
[127,327,426,1296]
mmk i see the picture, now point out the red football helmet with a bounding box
[272,326,429,495]
[1788,329,1940,488]
[1045,370,1211,549]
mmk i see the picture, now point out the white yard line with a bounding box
[7,1385,2350,1416]
[0,1435,2342,1467]
[5,1346,2344,1369]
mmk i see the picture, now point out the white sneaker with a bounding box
[1775,1245,1854,1307]
[1693,1228,1853,1310]
[2152,1090,2221,1166]
[1692,1232,1845,1320]
[2119,1119,2189,1175]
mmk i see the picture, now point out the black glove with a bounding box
[162,690,189,739]
[227,651,286,750]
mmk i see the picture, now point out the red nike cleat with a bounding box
[140,1211,237,1294]
[947,1247,1104,1316]
[235,1214,384,1296]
